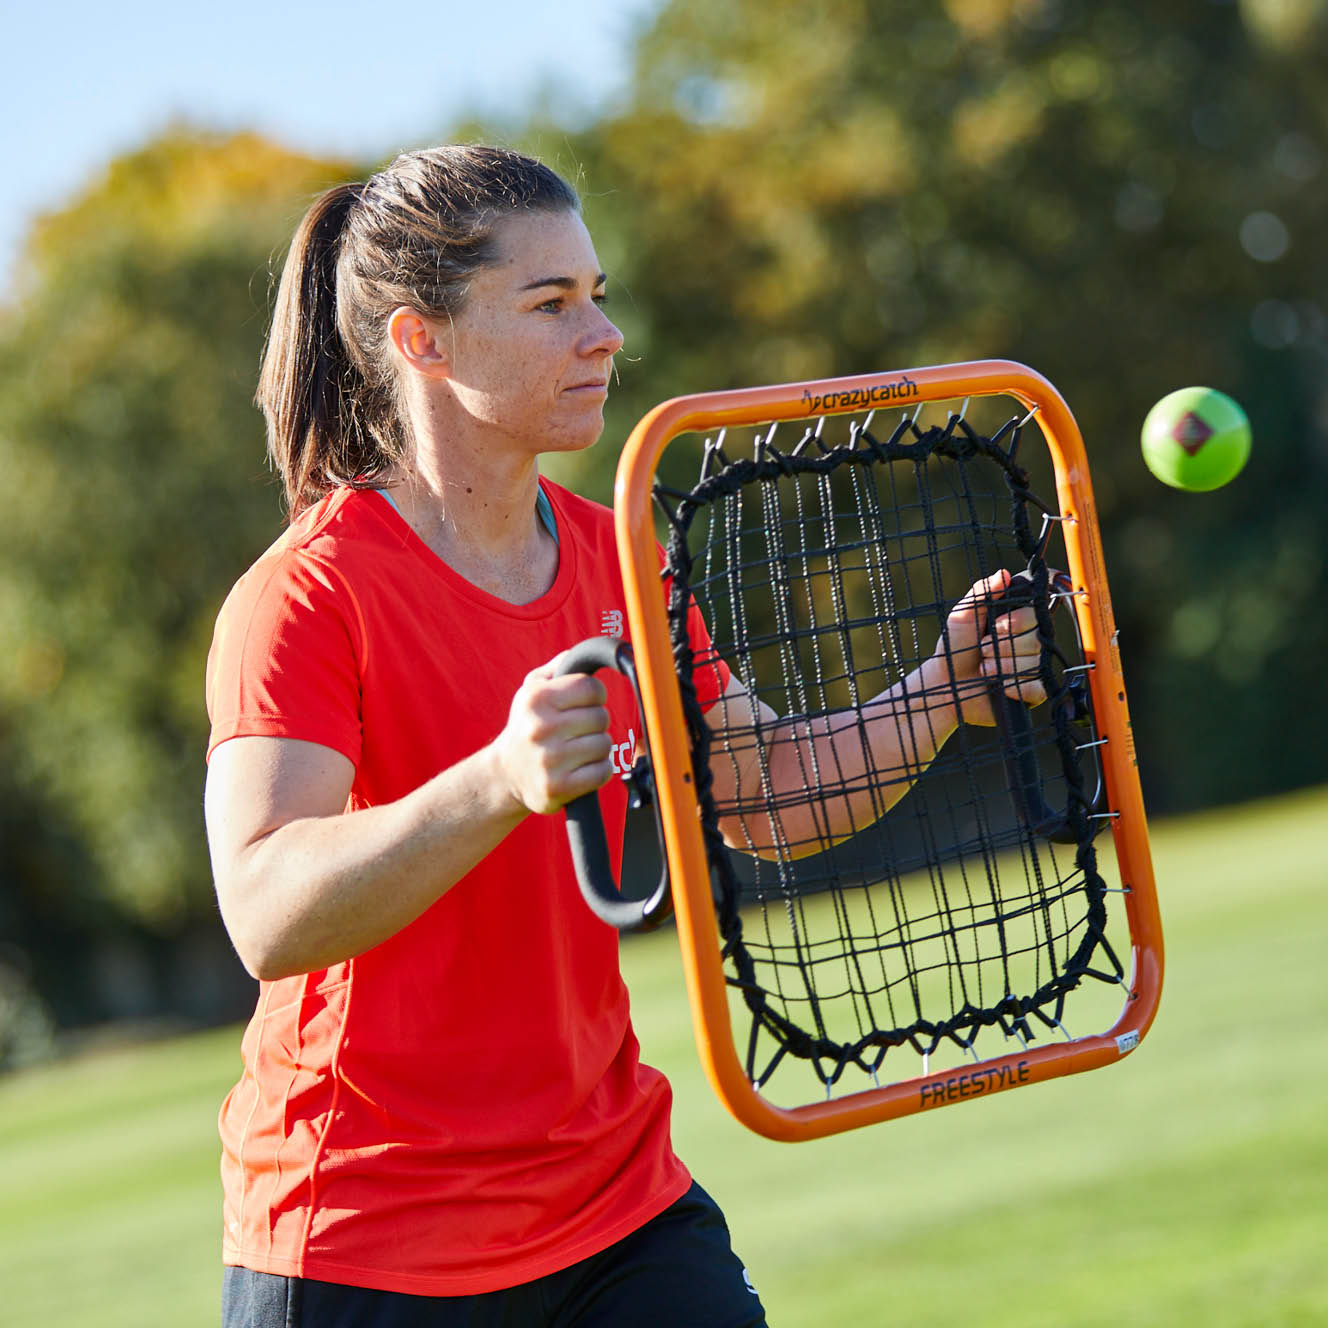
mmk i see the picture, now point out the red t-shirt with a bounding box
[205,480,729,1296]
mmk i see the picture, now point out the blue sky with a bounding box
[1,0,662,295]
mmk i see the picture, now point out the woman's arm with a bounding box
[205,666,614,980]
[706,570,1045,859]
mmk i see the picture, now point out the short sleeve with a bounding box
[205,551,364,765]
[682,596,731,713]
[655,545,731,712]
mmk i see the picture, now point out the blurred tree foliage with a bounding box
[0,132,355,1030]
[555,0,1328,813]
[1,0,1326,1031]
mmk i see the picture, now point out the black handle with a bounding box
[984,572,1078,844]
[993,694,1074,841]
[551,638,673,932]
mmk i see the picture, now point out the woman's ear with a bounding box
[387,306,451,379]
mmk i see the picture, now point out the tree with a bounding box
[0,131,357,1026]
[3,4,1325,1032]
[552,0,1328,812]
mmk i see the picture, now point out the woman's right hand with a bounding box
[492,666,616,815]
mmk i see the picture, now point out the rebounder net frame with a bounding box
[613,360,1163,1141]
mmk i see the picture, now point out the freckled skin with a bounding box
[436,210,623,460]
[381,209,623,601]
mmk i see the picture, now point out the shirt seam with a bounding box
[232,982,274,1259]
[296,958,356,1276]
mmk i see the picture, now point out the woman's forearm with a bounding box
[732,655,966,859]
[212,743,527,980]
[710,572,1043,860]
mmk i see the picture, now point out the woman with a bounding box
[205,145,1040,1327]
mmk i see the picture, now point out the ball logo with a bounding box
[1170,410,1213,456]
[1143,387,1250,490]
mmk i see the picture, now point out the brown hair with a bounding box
[256,146,580,515]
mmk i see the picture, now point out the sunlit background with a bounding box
[1,1,1325,1323]
[1,0,663,292]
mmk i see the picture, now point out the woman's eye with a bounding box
[536,292,607,313]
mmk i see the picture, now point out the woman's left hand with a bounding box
[935,570,1047,728]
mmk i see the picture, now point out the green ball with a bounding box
[1141,387,1251,491]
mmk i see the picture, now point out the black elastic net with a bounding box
[655,409,1124,1094]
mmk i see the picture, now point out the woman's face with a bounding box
[438,208,624,456]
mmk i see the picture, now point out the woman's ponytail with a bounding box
[256,182,366,515]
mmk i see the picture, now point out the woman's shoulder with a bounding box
[281,485,392,554]
[218,488,395,618]
[242,487,397,571]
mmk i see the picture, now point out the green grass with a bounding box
[0,1024,239,1325]
[2,787,1326,1325]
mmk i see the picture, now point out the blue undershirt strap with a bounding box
[534,485,559,546]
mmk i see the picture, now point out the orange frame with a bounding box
[614,360,1164,1141]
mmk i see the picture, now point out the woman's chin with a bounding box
[541,421,607,455]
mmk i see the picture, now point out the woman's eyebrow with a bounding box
[518,272,608,292]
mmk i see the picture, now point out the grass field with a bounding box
[2,786,1325,1326]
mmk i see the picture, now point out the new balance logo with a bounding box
[600,609,624,636]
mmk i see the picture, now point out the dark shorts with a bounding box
[221,1181,768,1327]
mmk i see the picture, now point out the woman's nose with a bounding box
[583,304,624,357]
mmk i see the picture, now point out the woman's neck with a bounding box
[384,447,558,605]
